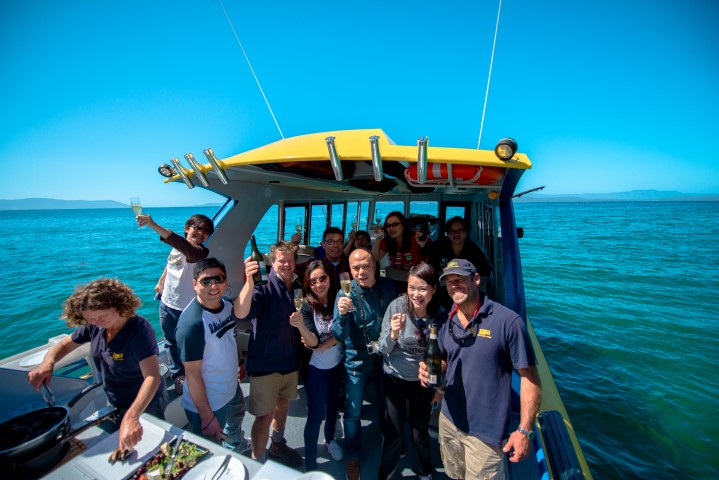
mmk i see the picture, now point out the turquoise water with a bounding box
[0,202,717,479]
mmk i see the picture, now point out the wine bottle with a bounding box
[425,324,442,388]
[250,235,268,286]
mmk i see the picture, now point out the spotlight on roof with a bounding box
[494,138,518,160]
[158,164,175,178]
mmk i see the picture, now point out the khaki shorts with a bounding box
[438,412,505,480]
[248,371,299,417]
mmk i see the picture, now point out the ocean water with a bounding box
[0,202,717,479]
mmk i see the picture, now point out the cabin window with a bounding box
[331,203,346,232]
[347,201,370,233]
[375,201,404,225]
[249,205,279,256]
[310,204,329,246]
[283,204,308,244]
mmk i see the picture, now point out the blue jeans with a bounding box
[186,384,247,450]
[304,363,343,470]
[343,358,385,460]
[159,303,184,378]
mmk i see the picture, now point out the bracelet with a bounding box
[202,414,216,430]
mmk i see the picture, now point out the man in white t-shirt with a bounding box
[175,257,249,451]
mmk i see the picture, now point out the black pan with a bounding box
[0,406,71,460]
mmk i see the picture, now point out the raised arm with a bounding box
[233,257,257,319]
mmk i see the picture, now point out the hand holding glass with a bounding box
[339,272,355,311]
[130,197,142,229]
[293,288,304,311]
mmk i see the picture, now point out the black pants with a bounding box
[379,373,434,478]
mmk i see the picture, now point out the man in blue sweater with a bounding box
[236,241,303,467]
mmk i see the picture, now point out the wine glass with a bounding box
[339,272,355,311]
[130,197,142,229]
[375,209,383,225]
[293,288,304,311]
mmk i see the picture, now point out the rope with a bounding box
[476,0,503,150]
[218,0,284,139]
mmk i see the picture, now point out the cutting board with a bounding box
[75,417,174,479]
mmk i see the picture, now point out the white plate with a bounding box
[184,455,246,480]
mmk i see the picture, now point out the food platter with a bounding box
[130,439,209,480]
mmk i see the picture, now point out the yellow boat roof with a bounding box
[220,128,531,169]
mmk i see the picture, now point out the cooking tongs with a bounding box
[40,382,55,408]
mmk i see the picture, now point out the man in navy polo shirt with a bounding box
[419,259,542,479]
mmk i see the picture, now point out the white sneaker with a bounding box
[325,439,344,461]
[419,475,432,480]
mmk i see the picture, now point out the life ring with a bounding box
[404,164,503,187]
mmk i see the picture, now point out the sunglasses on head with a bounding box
[199,274,226,286]
[308,274,329,287]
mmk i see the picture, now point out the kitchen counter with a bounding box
[41,413,282,479]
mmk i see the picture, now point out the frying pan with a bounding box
[0,382,115,462]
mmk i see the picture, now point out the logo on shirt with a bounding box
[112,352,124,361]
[209,316,236,339]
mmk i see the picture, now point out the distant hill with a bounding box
[0,198,128,210]
[514,190,719,202]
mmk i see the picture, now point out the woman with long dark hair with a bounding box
[377,262,446,480]
[288,260,345,470]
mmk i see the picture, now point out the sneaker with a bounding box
[325,439,344,461]
[239,437,252,453]
[345,459,360,480]
[174,376,185,396]
[268,438,303,468]
[419,475,432,480]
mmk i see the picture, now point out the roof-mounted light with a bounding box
[158,164,175,178]
[495,138,517,160]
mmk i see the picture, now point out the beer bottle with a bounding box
[250,235,268,286]
[425,324,442,388]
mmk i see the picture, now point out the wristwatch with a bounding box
[517,426,535,440]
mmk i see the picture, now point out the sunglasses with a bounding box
[385,222,402,228]
[308,274,329,287]
[192,224,212,234]
[448,318,479,344]
[199,274,226,286]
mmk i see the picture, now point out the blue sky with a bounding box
[1,0,717,206]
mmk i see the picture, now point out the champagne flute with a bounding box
[130,197,142,229]
[339,272,355,311]
[293,288,304,311]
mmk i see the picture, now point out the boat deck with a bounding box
[175,377,539,479]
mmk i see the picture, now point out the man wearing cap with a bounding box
[419,259,541,479]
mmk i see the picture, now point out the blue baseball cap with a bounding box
[439,258,477,280]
